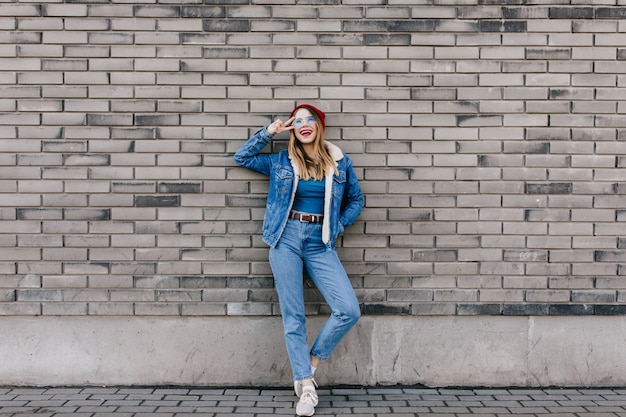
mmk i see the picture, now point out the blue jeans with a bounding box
[269,219,361,382]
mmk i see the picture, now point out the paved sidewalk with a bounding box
[1,386,626,416]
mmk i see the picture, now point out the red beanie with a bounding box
[290,104,326,129]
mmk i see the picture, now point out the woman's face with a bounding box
[292,108,318,146]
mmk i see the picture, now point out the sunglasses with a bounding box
[292,116,316,129]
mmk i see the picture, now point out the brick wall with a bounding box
[2,1,626,318]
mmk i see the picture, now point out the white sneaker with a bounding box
[296,386,318,416]
[294,377,317,397]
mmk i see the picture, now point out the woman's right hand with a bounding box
[267,117,295,136]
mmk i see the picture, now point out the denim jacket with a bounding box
[234,127,364,249]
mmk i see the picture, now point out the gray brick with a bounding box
[134,302,181,316]
[17,208,62,220]
[63,263,109,275]
[88,302,134,316]
[387,289,432,302]
[202,289,248,302]
[548,7,593,19]
[203,19,249,32]
[363,303,410,315]
[503,304,549,316]
[18,289,62,302]
[550,304,594,315]
[110,289,155,302]
[227,302,271,316]
[182,303,226,316]
[19,262,61,275]
[0,303,40,315]
[457,303,502,315]
[0,5,42,16]
[0,289,15,302]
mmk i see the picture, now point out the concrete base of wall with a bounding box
[2,315,625,387]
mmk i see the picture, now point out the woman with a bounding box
[234,104,363,416]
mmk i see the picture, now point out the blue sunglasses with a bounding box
[293,116,316,129]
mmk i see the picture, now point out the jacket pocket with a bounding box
[332,171,346,198]
[273,167,293,197]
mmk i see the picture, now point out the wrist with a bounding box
[261,126,274,140]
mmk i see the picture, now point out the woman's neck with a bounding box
[302,143,315,160]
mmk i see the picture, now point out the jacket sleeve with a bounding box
[339,155,364,227]
[233,127,274,176]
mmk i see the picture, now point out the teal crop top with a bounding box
[292,178,325,214]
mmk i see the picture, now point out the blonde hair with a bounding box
[288,111,337,181]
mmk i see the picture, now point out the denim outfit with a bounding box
[234,127,364,381]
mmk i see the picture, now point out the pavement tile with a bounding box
[439,388,476,395]
[52,414,93,417]
[101,400,141,406]
[153,389,190,395]
[141,400,178,406]
[518,407,551,414]
[393,409,432,415]
[598,401,626,407]
[191,406,234,413]
[367,388,405,395]
[76,406,118,413]
[188,388,226,395]
[559,401,599,406]
[177,400,219,406]
[402,388,439,393]
[116,406,158,412]
[475,389,512,395]
[80,388,120,394]
[155,406,202,413]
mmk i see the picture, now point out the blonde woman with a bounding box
[234,104,363,416]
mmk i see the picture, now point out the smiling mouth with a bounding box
[299,128,313,137]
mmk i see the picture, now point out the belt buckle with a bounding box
[292,211,319,223]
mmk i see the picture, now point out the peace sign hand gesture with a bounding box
[267,117,295,136]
